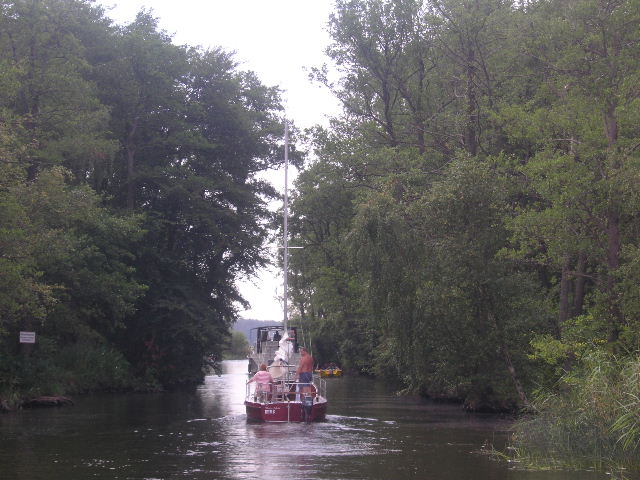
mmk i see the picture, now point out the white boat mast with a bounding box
[283,121,290,334]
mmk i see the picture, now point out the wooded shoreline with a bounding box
[1,0,639,474]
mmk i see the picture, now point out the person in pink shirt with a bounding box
[247,363,273,399]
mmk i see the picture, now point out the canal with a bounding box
[0,360,606,479]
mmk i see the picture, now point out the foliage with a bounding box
[1,1,640,475]
[0,165,145,406]
[224,331,250,360]
[0,0,286,405]
[512,352,640,473]
[0,0,117,182]
[289,0,640,471]
[287,128,376,373]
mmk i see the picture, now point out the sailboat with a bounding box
[244,122,328,422]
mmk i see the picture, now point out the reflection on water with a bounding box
[0,360,607,480]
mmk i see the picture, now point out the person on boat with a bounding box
[274,330,294,365]
[295,347,314,397]
[247,363,273,399]
[272,330,281,342]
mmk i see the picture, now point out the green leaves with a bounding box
[1,1,286,399]
[296,0,640,425]
[0,0,117,182]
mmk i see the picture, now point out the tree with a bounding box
[0,165,145,402]
[92,16,286,385]
[224,331,250,360]
[288,132,373,371]
[93,10,190,209]
[1,2,290,399]
[0,0,116,183]
[501,0,640,348]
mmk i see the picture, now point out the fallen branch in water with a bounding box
[22,396,74,408]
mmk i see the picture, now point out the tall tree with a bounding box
[1,2,291,396]
[95,22,286,384]
[501,0,640,347]
[0,0,116,182]
[428,0,518,156]
[94,10,189,209]
[288,131,373,370]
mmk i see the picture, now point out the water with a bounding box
[0,360,606,480]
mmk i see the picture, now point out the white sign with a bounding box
[19,331,36,344]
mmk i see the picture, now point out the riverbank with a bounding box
[509,353,640,477]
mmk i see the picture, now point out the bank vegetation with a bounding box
[0,0,288,409]
[1,0,640,474]
[285,0,640,474]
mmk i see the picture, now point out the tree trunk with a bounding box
[126,117,139,210]
[415,56,426,154]
[604,101,623,342]
[381,79,397,147]
[558,254,571,337]
[606,205,622,342]
[465,45,478,156]
[487,309,531,410]
[604,102,618,148]
[572,252,586,317]
[500,340,531,410]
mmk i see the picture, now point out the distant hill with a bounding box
[233,318,282,339]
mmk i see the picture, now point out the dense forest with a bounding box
[1,0,640,473]
[284,0,640,472]
[0,0,292,406]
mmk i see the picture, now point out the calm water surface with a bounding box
[0,360,606,480]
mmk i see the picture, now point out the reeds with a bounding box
[510,352,640,476]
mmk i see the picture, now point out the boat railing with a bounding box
[246,375,327,403]
[315,376,326,399]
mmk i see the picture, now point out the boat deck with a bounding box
[245,377,327,422]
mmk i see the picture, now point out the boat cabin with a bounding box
[247,325,300,374]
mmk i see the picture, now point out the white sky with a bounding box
[97,0,341,321]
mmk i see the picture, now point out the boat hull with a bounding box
[245,399,327,422]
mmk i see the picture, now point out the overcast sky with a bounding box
[97,0,341,321]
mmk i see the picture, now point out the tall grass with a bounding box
[511,352,640,475]
[611,358,640,452]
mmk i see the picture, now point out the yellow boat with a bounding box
[317,365,343,378]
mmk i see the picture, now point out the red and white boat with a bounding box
[245,351,328,422]
[244,122,328,422]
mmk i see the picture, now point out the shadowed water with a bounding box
[0,360,606,479]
